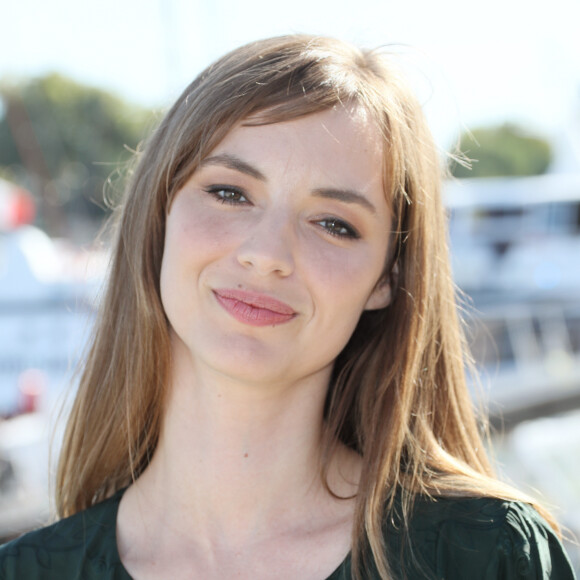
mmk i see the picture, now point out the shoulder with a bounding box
[0,490,129,580]
[389,495,576,580]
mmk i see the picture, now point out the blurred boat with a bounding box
[447,173,580,296]
[445,173,580,426]
[0,186,105,539]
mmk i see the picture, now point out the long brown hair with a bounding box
[56,35,555,578]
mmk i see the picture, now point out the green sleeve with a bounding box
[433,501,576,579]
[0,491,130,580]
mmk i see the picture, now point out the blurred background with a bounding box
[0,0,579,571]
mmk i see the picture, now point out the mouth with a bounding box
[213,288,296,327]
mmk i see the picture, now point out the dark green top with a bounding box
[0,488,576,579]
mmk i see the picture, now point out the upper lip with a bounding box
[213,288,296,315]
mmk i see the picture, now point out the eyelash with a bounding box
[204,185,359,240]
[204,185,250,205]
[315,218,360,240]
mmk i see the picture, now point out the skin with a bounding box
[117,105,392,580]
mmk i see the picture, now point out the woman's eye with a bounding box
[205,186,250,205]
[316,218,360,239]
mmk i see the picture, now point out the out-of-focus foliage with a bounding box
[449,124,553,178]
[0,73,156,236]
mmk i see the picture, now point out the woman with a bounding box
[0,35,576,579]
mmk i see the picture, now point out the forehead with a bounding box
[243,103,382,148]
[207,106,385,183]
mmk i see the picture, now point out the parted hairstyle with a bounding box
[56,34,555,579]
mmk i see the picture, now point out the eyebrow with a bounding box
[200,154,266,181]
[200,153,376,214]
[312,188,377,214]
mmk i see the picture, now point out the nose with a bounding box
[237,211,295,277]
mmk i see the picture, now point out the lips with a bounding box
[213,288,296,327]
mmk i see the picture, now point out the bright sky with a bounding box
[2,0,580,150]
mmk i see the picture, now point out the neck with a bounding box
[130,339,357,543]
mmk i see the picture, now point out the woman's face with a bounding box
[160,106,392,389]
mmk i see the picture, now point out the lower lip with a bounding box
[214,292,296,327]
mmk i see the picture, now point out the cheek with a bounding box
[304,242,384,302]
[159,212,204,317]
[164,205,241,273]
[159,206,244,317]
